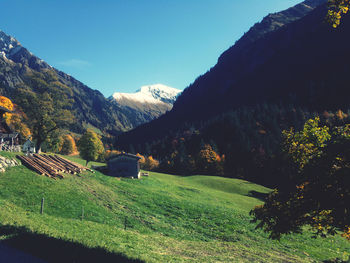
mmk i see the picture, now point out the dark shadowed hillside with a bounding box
[116,0,350,148]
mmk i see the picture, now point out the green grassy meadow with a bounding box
[0,152,349,262]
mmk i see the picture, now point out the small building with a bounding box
[107,153,141,178]
[22,139,36,153]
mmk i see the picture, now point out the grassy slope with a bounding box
[0,153,348,262]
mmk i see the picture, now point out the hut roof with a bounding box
[108,153,141,161]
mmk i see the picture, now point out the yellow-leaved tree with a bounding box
[60,134,77,155]
[0,96,31,139]
[327,0,350,27]
[137,153,159,171]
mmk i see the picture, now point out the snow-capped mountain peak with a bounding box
[112,84,182,105]
[110,84,182,124]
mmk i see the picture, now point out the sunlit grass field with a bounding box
[0,152,348,262]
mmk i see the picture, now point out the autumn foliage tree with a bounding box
[145,156,159,171]
[0,96,31,139]
[197,144,224,175]
[327,0,350,27]
[60,134,77,155]
[77,129,105,165]
[0,96,14,111]
[251,117,350,241]
[137,153,159,171]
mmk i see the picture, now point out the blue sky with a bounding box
[1,0,301,96]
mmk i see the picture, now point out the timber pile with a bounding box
[16,154,93,179]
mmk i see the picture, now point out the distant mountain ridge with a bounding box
[111,84,181,105]
[0,30,176,135]
[110,84,182,125]
[232,0,327,50]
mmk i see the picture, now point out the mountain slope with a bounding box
[110,84,181,124]
[0,153,348,262]
[117,0,348,147]
[232,0,326,49]
[0,31,169,136]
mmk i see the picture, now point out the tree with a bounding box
[197,144,222,175]
[77,129,105,166]
[0,96,14,111]
[60,134,77,155]
[0,96,31,139]
[281,117,331,170]
[137,153,159,171]
[144,156,159,171]
[327,0,350,27]
[15,72,74,152]
[251,118,350,241]
[41,130,63,153]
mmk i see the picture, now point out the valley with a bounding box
[0,0,350,262]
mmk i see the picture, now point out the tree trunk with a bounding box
[35,139,42,154]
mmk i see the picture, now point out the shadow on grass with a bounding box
[323,259,350,263]
[0,225,144,263]
[247,190,269,201]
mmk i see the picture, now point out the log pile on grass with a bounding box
[17,154,93,179]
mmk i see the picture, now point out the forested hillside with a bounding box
[116,1,350,186]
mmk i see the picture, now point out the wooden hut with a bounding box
[107,153,141,178]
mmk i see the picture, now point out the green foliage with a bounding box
[15,71,74,152]
[77,129,105,165]
[251,118,350,241]
[282,117,331,170]
[40,131,61,153]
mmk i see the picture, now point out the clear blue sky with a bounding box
[1,0,301,97]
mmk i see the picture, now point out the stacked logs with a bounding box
[16,154,93,179]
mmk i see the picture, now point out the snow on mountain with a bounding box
[0,30,23,58]
[111,84,182,105]
[109,84,182,125]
